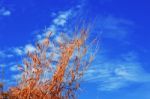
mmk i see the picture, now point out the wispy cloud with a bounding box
[13,44,36,56]
[0,50,13,58]
[0,7,11,16]
[93,15,134,40]
[0,62,16,69]
[11,73,22,80]
[10,65,18,72]
[32,9,73,43]
[13,47,24,56]
[84,51,150,91]
[53,10,72,26]
[24,44,36,53]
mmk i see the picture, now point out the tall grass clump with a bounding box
[9,28,97,99]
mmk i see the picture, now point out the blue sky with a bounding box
[0,0,150,98]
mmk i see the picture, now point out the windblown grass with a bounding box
[8,28,97,99]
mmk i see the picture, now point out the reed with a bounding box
[9,28,96,99]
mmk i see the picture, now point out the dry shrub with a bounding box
[9,28,97,99]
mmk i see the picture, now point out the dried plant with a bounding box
[9,28,97,99]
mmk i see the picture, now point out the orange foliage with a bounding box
[9,28,96,99]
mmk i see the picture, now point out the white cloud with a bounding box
[66,11,133,41]
[10,65,18,72]
[12,73,22,80]
[13,47,23,55]
[34,25,56,42]
[24,44,36,53]
[6,54,13,58]
[2,10,11,16]
[53,10,72,26]
[0,7,11,16]
[84,52,150,91]
[13,44,36,56]
[55,35,64,43]
[0,50,14,58]
[34,10,72,42]
[34,9,72,44]
[47,25,57,33]
[0,62,16,69]
[94,16,133,40]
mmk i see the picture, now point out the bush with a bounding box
[9,28,96,99]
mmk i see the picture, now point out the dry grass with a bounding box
[8,28,97,99]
